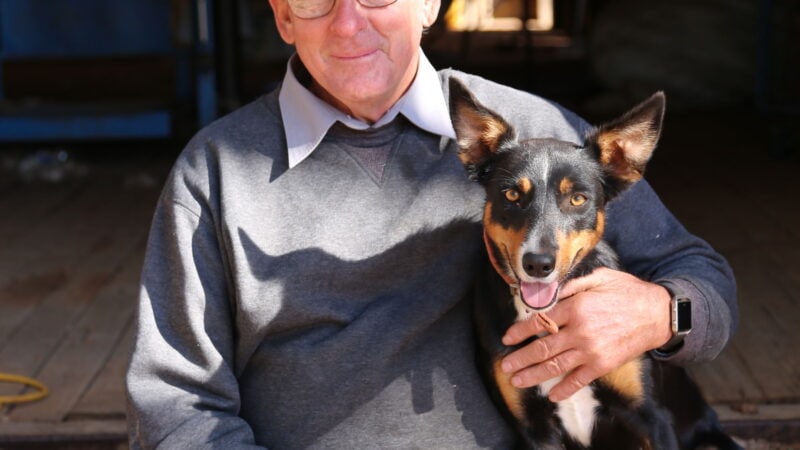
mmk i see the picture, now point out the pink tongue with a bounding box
[520,281,559,309]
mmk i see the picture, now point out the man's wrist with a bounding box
[652,284,674,350]
[654,280,692,354]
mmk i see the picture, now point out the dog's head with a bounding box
[449,78,665,312]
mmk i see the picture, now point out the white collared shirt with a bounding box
[278,49,456,169]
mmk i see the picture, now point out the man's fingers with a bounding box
[558,268,606,299]
[501,333,567,373]
[547,366,599,402]
[507,349,582,389]
[502,308,567,345]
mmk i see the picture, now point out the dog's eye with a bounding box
[504,189,521,203]
[570,194,587,206]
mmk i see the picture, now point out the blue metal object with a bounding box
[0,0,217,142]
[0,0,171,58]
[194,0,219,129]
[0,111,172,141]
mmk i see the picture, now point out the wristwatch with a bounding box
[661,292,692,352]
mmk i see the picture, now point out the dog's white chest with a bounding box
[539,377,600,447]
[513,292,599,445]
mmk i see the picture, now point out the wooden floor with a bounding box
[0,111,797,448]
[646,111,800,446]
[0,154,165,446]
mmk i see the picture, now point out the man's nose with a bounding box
[329,0,369,36]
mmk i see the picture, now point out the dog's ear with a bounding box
[449,78,515,182]
[588,92,665,196]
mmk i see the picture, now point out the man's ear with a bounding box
[269,0,297,44]
[449,78,515,182]
[421,0,441,27]
[588,92,665,193]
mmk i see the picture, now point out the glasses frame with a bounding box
[287,0,400,19]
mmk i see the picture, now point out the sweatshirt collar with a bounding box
[278,49,455,169]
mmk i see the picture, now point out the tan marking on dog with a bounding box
[493,359,524,420]
[600,358,646,404]
[455,108,510,166]
[518,177,533,195]
[483,202,518,285]
[554,212,605,277]
[456,108,509,154]
[559,177,574,195]
[483,120,508,151]
[484,202,527,281]
[597,131,651,183]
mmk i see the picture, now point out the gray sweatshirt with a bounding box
[126,70,737,449]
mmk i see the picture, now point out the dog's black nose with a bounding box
[522,253,555,278]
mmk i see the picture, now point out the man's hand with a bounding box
[500,267,673,402]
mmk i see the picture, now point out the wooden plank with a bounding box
[0,191,120,276]
[70,319,136,419]
[690,346,767,404]
[691,246,800,404]
[0,249,134,407]
[0,179,158,346]
[0,173,158,279]
[0,269,70,344]
[0,180,127,345]
[724,251,800,401]
[767,243,800,297]
[710,148,800,243]
[0,180,86,245]
[715,403,800,422]
[0,188,155,403]
[0,418,127,441]
[10,244,145,422]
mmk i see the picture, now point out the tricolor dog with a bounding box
[449,78,740,450]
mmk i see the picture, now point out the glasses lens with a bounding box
[288,0,398,18]
[288,0,334,18]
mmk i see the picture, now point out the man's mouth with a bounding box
[334,49,378,60]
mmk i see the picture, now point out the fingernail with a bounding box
[511,376,522,387]
[501,360,513,373]
[502,334,512,345]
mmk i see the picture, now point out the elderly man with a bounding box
[125,0,737,447]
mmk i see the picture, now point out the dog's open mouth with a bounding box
[519,281,559,311]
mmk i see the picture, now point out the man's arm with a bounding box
[606,179,737,363]
[126,166,266,449]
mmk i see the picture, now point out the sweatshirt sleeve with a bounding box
[125,159,266,449]
[605,180,738,365]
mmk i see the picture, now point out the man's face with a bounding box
[269,0,440,122]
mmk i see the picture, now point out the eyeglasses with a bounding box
[287,0,399,19]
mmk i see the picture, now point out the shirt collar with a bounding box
[279,49,456,169]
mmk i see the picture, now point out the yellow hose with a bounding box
[0,373,49,406]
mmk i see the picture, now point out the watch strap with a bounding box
[656,280,692,354]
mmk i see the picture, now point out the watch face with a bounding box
[676,299,692,333]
